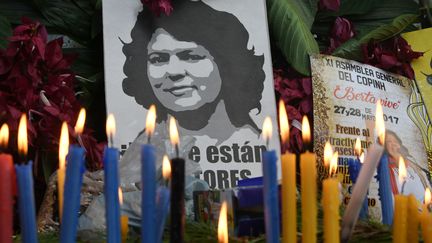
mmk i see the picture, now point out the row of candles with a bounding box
[1,99,432,242]
[276,100,432,243]
[0,106,181,243]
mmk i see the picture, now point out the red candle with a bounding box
[0,124,14,243]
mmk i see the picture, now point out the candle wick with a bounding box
[77,135,87,152]
[147,135,151,145]
[266,138,269,150]
[175,144,179,158]
[401,180,407,194]
[109,134,114,148]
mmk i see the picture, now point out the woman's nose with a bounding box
[166,55,186,80]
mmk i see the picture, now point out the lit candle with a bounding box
[15,114,37,243]
[218,201,228,243]
[393,157,408,243]
[279,100,296,243]
[358,152,369,220]
[119,188,129,243]
[0,124,13,243]
[58,122,69,221]
[156,155,171,243]
[348,138,368,219]
[341,102,385,242]
[104,114,121,243]
[322,148,340,243]
[261,117,280,243]
[407,194,419,242]
[142,105,157,243]
[300,116,317,243]
[60,109,86,243]
[169,116,186,243]
[420,188,432,243]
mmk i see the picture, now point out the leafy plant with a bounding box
[268,0,320,76]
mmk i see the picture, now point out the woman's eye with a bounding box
[148,53,169,64]
[178,52,206,61]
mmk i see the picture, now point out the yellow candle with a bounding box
[393,157,408,243]
[121,215,129,243]
[282,153,296,243]
[279,100,297,243]
[407,194,419,242]
[322,178,339,243]
[322,149,340,243]
[58,122,69,221]
[300,116,317,243]
[393,195,408,243]
[421,188,432,243]
[119,188,128,243]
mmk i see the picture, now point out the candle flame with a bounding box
[262,117,273,141]
[162,155,171,180]
[354,138,361,156]
[59,122,69,170]
[425,188,431,205]
[375,101,385,145]
[359,152,365,164]
[106,113,116,139]
[0,123,9,148]
[146,105,156,137]
[398,156,407,184]
[330,151,338,176]
[119,187,123,205]
[18,114,28,157]
[75,108,86,134]
[218,201,228,243]
[323,142,333,167]
[279,100,289,143]
[169,116,179,146]
[302,116,311,145]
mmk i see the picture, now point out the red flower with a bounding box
[141,0,173,16]
[274,68,313,154]
[326,17,355,53]
[0,18,103,171]
[319,0,340,12]
[362,36,423,79]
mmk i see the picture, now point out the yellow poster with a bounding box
[402,28,432,119]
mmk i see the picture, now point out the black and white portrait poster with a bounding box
[102,0,280,189]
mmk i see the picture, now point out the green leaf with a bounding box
[0,15,12,49]
[0,0,48,26]
[332,14,419,60]
[268,0,320,76]
[316,0,375,20]
[32,0,98,45]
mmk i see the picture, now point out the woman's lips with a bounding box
[164,85,197,96]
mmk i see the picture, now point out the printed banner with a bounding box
[102,0,280,189]
[311,54,432,220]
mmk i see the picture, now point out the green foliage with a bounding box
[316,0,375,20]
[0,15,12,49]
[332,14,419,60]
[268,0,320,76]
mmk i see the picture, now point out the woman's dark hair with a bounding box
[385,130,402,147]
[122,0,265,131]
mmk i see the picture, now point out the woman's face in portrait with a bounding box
[386,133,401,160]
[147,28,222,112]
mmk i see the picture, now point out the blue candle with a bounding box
[348,158,361,183]
[262,150,280,243]
[377,153,393,225]
[156,187,170,243]
[348,157,369,219]
[60,145,86,243]
[104,146,121,243]
[141,144,156,243]
[15,162,37,243]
